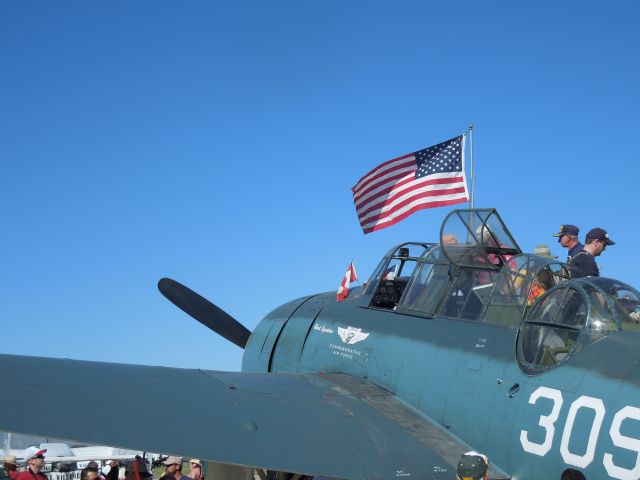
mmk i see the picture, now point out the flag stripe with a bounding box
[358,182,466,225]
[352,158,416,199]
[353,166,415,206]
[356,173,464,217]
[359,186,468,229]
[362,197,469,234]
[352,153,414,193]
[353,170,414,211]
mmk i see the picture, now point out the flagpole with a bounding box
[351,257,359,285]
[468,123,474,209]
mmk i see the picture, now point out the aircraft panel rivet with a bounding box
[242,419,258,431]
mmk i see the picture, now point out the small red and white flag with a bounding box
[336,261,358,302]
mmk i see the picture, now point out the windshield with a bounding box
[582,277,640,330]
[517,277,640,374]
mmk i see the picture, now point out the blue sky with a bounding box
[1,1,639,372]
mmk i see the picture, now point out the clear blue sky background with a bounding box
[2,1,639,372]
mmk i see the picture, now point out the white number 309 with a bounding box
[520,386,640,480]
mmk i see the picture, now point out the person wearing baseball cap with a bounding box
[456,451,489,480]
[2,455,19,480]
[162,456,191,480]
[553,225,583,262]
[569,227,615,278]
[16,448,47,480]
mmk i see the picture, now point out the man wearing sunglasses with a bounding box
[16,448,47,480]
[569,227,615,278]
[553,224,583,262]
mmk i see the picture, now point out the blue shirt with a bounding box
[567,242,584,262]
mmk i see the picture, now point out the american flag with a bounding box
[382,264,398,280]
[352,135,469,234]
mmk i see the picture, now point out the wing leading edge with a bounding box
[0,354,496,480]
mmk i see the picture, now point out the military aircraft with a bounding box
[2,208,640,480]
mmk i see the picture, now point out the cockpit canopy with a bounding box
[365,208,528,320]
[439,208,520,269]
[517,277,640,374]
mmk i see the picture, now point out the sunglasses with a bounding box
[34,455,45,460]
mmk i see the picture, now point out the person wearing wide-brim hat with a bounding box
[570,227,615,278]
[533,244,558,259]
[2,455,19,480]
[188,459,202,480]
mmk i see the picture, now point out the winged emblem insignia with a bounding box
[338,326,370,345]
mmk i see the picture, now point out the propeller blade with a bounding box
[158,277,251,349]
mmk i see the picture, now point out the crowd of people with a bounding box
[2,450,202,480]
[2,447,593,480]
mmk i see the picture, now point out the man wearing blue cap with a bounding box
[553,225,583,262]
[569,227,615,278]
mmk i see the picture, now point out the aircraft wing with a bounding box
[0,354,476,480]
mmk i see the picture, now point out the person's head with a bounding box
[553,225,580,249]
[536,267,554,290]
[124,459,152,480]
[476,225,498,247]
[585,228,615,257]
[3,455,17,471]
[560,469,586,480]
[456,451,489,480]
[533,244,557,260]
[189,459,201,470]
[163,456,183,474]
[443,233,458,245]
[86,461,99,471]
[23,447,47,473]
[81,469,100,480]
